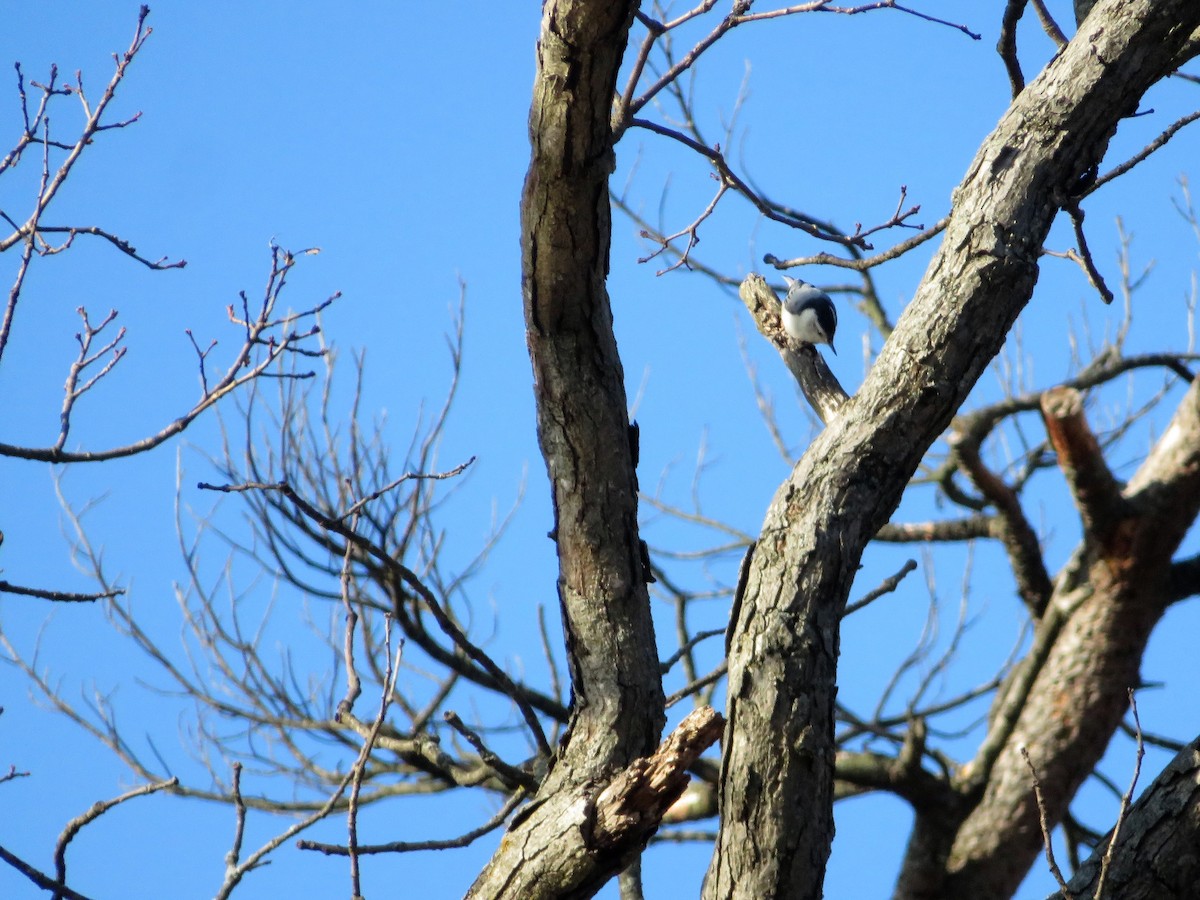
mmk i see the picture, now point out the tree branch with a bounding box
[712,3,1200,897]
[1058,736,1200,898]
[1040,386,1130,551]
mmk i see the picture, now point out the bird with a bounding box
[780,275,837,354]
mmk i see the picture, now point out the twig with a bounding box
[0,245,336,464]
[215,764,363,899]
[222,763,250,879]
[339,456,476,521]
[763,215,948,272]
[299,791,526,856]
[638,180,729,275]
[0,232,35,363]
[997,0,1027,98]
[1029,0,1068,48]
[1021,746,1071,896]
[611,190,743,288]
[619,1,977,133]
[1086,110,1200,196]
[843,559,918,616]
[632,118,923,252]
[1095,689,1145,899]
[0,579,122,602]
[735,2,979,40]
[1061,200,1114,304]
[346,618,403,898]
[56,308,127,452]
[443,710,540,792]
[54,776,179,889]
[0,6,152,255]
[184,329,218,397]
[665,662,727,709]
[659,628,726,674]
[195,477,553,760]
[0,844,93,900]
[336,513,363,723]
[32,224,185,269]
[0,764,30,784]
[1117,717,1185,752]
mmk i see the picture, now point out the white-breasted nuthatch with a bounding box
[780,275,837,354]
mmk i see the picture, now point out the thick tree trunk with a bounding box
[466,1,671,897]
[705,2,1200,899]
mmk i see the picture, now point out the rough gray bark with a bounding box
[466,1,685,896]
[704,2,1200,898]
[1056,737,1200,899]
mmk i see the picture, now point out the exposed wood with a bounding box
[1040,386,1130,551]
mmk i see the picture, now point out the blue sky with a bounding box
[2,3,1199,898]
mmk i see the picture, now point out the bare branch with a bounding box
[0,246,336,463]
[1060,200,1114,304]
[54,777,179,890]
[875,516,994,543]
[0,7,152,254]
[215,766,362,900]
[737,274,849,423]
[665,662,727,709]
[997,0,1028,98]
[0,579,121,602]
[222,764,250,886]
[340,456,476,522]
[1094,690,1145,898]
[1086,110,1200,196]
[345,619,403,898]
[1040,386,1130,549]
[763,216,948,272]
[843,558,918,617]
[1021,746,1071,896]
[1030,0,1068,48]
[443,711,540,793]
[195,477,553,760]
[299,791,526,856]
[631,117,924,253]
[949,423,1052,617]
[592,707,725,848]
[32,224,185,269]
[0,844,94,900]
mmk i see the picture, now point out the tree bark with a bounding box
[927,372,1200,899]
[467,1,669,896]
[706,2,1200,898]
[1055,737,1200,899]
